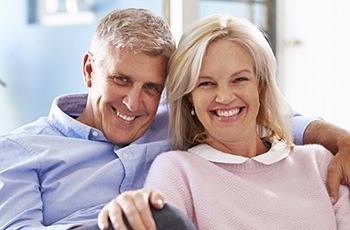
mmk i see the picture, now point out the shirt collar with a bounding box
[48,93,163,146]
[188,140,291,165]
[48,93,108,142]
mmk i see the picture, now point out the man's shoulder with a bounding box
[5,117,55,136]
[0,117,61,146]
[0,117,57,170]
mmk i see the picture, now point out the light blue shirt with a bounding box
[292,111,321,145]
[0,94,316,229]
[0,94,171,229]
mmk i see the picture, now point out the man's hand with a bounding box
[303,120,350,204]
[326,139,350,204]
[98,189,164,230]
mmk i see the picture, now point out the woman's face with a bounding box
[190,39,260,151]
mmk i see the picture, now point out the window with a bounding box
[28,0,95,26]
[165,0,276,51]
[198,0,276,51]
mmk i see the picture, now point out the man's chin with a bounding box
[107,131,141,146]
[105,120,152,144]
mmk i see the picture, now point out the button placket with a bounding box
[118,147,135,193]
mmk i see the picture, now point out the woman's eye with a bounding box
[198,82,214,87]
[233,77,248,83]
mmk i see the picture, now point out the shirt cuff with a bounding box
[292,115,323,145]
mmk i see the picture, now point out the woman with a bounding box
[142,14,350,229]
[98,14,350,229]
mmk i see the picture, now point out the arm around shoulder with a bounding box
[303,120,350,203]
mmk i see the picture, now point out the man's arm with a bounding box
[0,137,80,229]
[303,120,350,204]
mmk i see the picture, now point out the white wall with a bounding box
[0,87,20,133]
[277,0,350,131]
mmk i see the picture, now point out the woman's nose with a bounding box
[215,86,236,104]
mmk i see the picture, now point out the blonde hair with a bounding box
[90,8,176,64]
[166,14,293,150]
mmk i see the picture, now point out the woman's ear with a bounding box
[258,80,264,94]
[82,53,93,88]
[187,93,193,103]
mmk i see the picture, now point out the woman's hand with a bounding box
[98,189,164,230]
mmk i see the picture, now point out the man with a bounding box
[0,8,349,230]
[0,8,175,229]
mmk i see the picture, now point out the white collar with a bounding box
[187,140,290,165]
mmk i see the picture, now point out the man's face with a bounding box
[80,48,168,145]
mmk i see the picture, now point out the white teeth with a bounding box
[216,108,240,117]
[116,110,136,122]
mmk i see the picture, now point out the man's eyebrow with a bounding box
[107,70,132,78]
[145,81,165,88]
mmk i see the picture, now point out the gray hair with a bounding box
[90,8,176,63]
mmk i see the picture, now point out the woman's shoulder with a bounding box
[291,144,334,167]
[156,149,200,163]
[292,144,331,156]
[152,148,209,173]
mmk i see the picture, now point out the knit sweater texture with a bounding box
[144,143,350,229]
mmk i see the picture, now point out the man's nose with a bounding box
[122,87,142,112]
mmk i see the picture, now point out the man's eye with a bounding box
[144,84,162,95]
[113,76,130,85]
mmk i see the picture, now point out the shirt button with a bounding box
[122,153,128,159]
[92,131,98,137]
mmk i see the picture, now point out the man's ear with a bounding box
[82,53,93,88]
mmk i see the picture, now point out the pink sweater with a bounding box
[144,143,350,229]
